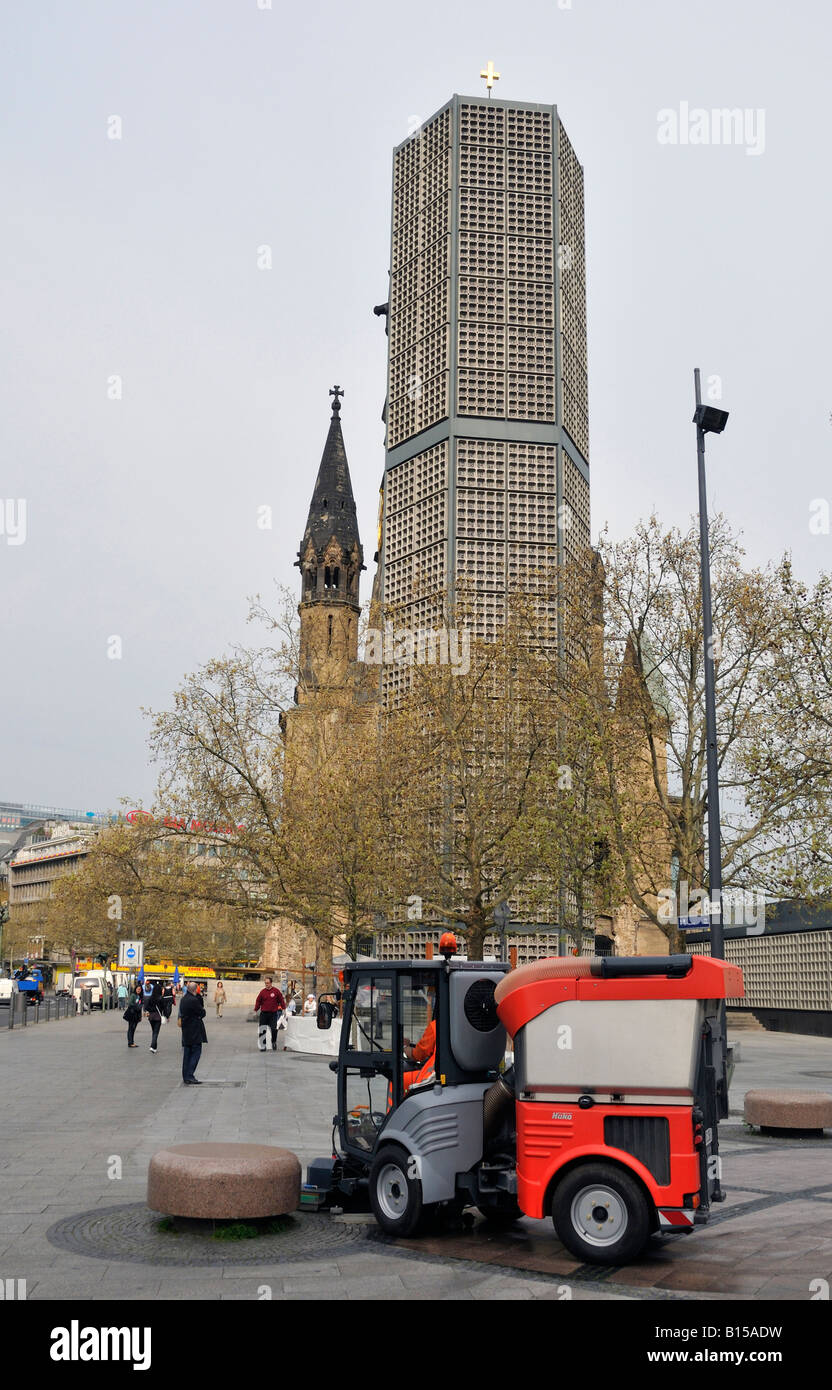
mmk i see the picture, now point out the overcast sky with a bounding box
[2,0,830,813]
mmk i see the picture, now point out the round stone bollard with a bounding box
[147,1143,301,1220]
[744,1088,832,1135]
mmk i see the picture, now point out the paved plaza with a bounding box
[1,1007,830,1301]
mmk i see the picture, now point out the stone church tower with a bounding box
[263,389,374,989]
[294,385,364,702]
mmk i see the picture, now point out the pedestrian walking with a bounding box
[214,980,227,1017]
[254,976,285,1052]
[117,981,128,1009]
[145,982,164,1054]
[162,980,175,1019]
[179,981,207,1084]
[277,1006,289,1044]
[123,989,142,1047]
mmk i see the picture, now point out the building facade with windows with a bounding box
[7,822,98,914]
[378,93,590,668]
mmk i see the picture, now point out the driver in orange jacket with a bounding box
[402,988,436,1091]
[404,1018,435,1067]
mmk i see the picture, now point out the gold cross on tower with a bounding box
[480,61,500,97]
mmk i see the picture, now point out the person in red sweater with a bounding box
[254,977,286,1052]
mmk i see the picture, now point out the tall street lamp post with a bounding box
[692,369,729,960]
[692,368,730,1117]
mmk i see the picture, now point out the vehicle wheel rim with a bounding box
[377,1163,409,1220]
[570,1185,628,1247]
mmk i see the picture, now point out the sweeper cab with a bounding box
[308,943,743,1264]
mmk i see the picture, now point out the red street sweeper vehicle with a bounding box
[307,944,743,1264]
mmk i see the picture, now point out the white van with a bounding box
[73,972,113,1010]
[0,978,17,1007]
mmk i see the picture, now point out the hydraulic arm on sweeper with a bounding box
[307,948,743,1265]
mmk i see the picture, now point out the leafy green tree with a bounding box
[554,517,832,950]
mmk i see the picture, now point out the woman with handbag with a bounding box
[124,987,142,1048]
[146,982,165,1054]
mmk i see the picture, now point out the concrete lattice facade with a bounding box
[380,95,590,667]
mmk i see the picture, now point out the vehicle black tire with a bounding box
[368,1144,426,1238]
[477,1200,523,1226]
[434,1196,466,1228]
[551,1162,652,1265]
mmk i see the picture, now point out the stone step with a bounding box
[726,1009,764,1031]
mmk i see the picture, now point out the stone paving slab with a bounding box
[221,1261,340,1280]
[712,1153,832,1193]
[0,1215,37,1233]
[2,1004,831,1300]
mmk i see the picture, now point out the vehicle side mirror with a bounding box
[317,999,339,1030]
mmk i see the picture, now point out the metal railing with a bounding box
[2,988,96,1030]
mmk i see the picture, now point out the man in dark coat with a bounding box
[179,981,208,1084]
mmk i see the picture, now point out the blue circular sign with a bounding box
[126,948,136,959]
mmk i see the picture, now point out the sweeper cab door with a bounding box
[335,964,444,1164]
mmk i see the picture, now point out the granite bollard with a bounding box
[744,1088,832,1134]
[147,1143,301,1219]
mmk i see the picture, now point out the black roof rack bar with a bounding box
[590,955,693,980]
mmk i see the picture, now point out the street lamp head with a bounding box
[693,404,729,434]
